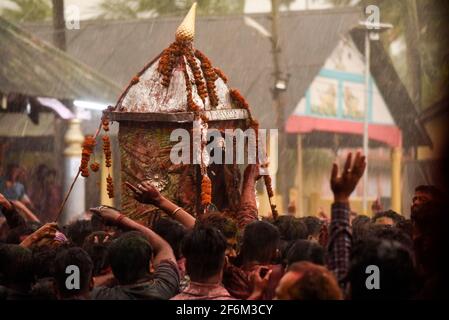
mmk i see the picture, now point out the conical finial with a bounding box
[176,2,197,42]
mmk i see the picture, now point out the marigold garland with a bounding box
[80,135,96,178]
[201,175,212,206]
[102,135,112,168]
[195,50,219,108]
[213,67,228,83]
[106,174,114,199]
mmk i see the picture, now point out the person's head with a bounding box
[286,240,325,267]
[411,201,448,275]
[241,221,280,265]
[54,247,93,299]
[32,245,62,280]
[5,163,20,181]
[107,231,152,285]
[275,261,342,300]
[364,224,413,252]
[30,278,57,300]
[0,244,33,289]
[82,231,111,276]
[64,220,93,246]
[372,210,404,226]
[182,225,227,283]
[273,216,308,242]
[302,216,323,242]
[198,212,238,259]
[153,218,186,261]
[412,185,442,214]
[349,239,415,300]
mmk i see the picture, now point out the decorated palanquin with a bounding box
[103,3,270,223]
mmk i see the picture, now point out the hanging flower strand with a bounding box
[102,134,114,198]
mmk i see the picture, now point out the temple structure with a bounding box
[104,3,267,222]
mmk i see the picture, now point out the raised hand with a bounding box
[126,181,163,206]
[330,152,366,203]
[89,206,121,222]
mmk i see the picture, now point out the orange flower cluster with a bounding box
[102,135,112,168]
[229,89,250,110]
[182,60,200,112]
[80,135,96,178]
[186,51,208,103]
[158,42,182,87]
[195,50,219,108]
[106,174,114,198]
[90,162,100,172]
[201,175,212,206]
[213,67,228,83]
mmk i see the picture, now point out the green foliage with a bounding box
[1,0,52,22]
[98,0,245,19]
[327,0,449,109]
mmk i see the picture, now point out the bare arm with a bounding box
[91,206,176,266]
[126,181,196,229]
[11,200,40,223]
[236,164,260,229]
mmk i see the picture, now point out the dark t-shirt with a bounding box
[91,260,180,300]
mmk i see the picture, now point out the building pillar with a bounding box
[61,118,85,225]
[295,134,304,217]
[391,146,402,213]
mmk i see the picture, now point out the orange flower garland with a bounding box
[201,175,212,206]
[80,135,96,178]
[106,174,114,198]
[213,67,228,83]
[102,135,112,168]
[195,50,219,108]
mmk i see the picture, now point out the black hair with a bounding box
[198,212,238,240]
[64,220,93,246]
[107,231,152,285]
[241,220,280,265]
[272,216,308,241]
[365,224,413,251]
[153,218,187,260]
[349,239,415,300]
[32,245,62,279]
[415,185,443,199]
[0,244,33,287]
[54,247,93,298]
[286,239,325,266]
[82,231,111,276]
[302,216,323,238]
[372,210,404,225]
[182,225,227,282]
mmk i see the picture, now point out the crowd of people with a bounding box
[0,151,448,300]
